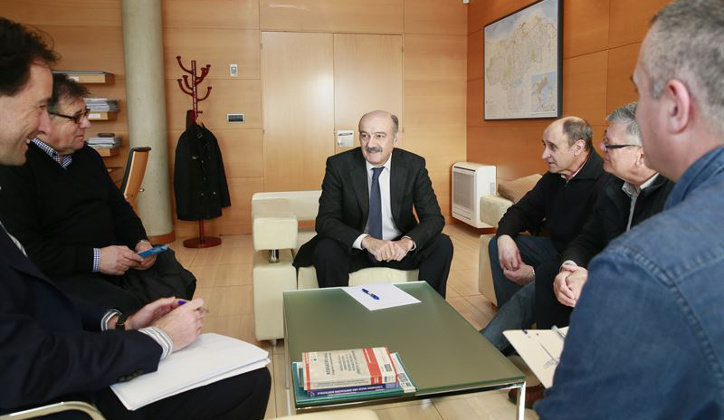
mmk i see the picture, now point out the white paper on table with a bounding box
[503,327,568,388]
[343,283,420,311]
[111,333,270,410]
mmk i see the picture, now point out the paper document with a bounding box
[503,327,568,388]
[344,283,420,311]
[111,333,270,410]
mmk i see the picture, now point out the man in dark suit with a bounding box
[295,110,452,296]
[0,18,269,419]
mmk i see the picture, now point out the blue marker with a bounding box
[361,288,380,300]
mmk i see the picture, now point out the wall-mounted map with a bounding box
[484,0,561,120]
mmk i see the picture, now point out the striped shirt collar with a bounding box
[32,138,72,168]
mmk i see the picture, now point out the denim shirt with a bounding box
[537,147,724,419]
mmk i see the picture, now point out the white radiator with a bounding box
[451,162,496,228]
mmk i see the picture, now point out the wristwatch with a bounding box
[116,313,129,331]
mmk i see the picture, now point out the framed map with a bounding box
[484,0,562,120]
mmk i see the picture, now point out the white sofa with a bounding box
[477,174,542,306]
[251,191,418,342]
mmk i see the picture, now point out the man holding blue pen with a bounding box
[0,18,270,419]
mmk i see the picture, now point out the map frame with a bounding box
[483,0,562,121]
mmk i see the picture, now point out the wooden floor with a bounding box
[171,221,540,419]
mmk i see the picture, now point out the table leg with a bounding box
[515,381,526,420]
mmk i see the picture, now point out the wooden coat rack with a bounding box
[176,56,220,248]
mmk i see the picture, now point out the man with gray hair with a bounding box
[538,0,724,417]
[535,102,674,330]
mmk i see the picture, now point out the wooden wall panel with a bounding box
[467,31,483,84]
[161,0,259,29]
[466,125,548,181]
[404,0,467,35]
[259,0,404,33]
[0,0,121,26]
[404,34,467,81]
[43,25,126,75]
[164,28,260,80]
[261,32,334,192]
[467,78,483,127]
[561,51,608,126]
[429,170,452,221]
[165,79,261,131]
[608,0,670,48]
[606,43,641,114]
[562,0,609,58]
[333,34,403,154]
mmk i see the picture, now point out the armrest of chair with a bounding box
[252,197,299,252]
[0,401,106,420]
[479,195,513,227]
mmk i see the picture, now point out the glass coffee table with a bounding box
[283,281,526,418]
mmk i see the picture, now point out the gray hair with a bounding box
[606,102,641,146]
[641,0,724,135]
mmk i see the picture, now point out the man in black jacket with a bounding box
[482,116,605,352]
[0,17,269,419]
[294,110,452,296]
[0,73,195,313]
[538,102,674,328]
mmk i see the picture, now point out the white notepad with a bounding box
[344,283,420,311]
[111,333,270,410]
[503,327,568,388]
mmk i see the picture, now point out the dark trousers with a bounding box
[535,270,574,329]
[313,233,453,297]
[95,367,271,420]
[488,235,559,307]
[52,249,196,313]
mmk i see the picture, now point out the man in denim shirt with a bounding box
[537,0,724,418]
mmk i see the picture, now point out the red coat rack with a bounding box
[176,56,221,248]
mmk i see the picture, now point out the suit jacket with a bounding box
[294,147,444,267]
[561,173,675,266]
[0,228,161,413]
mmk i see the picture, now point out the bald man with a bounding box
[294,110,452,296]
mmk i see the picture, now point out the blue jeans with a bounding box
[482,235,559,352]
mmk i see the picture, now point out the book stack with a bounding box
[84,97,120,113]
[87,133,121,149]
[293,347,415,405]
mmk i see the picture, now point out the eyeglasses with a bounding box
[601,142,638,151]
[50,107,91,125]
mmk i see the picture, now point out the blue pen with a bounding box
[361,288,380,300]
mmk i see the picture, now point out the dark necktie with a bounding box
[368,167,384,240]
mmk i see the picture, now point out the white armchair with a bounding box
[251,191,417,342]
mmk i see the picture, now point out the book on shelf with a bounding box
[301,347,397,391]
[292,352,415,406]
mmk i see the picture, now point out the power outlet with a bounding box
[229,64,238,77]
